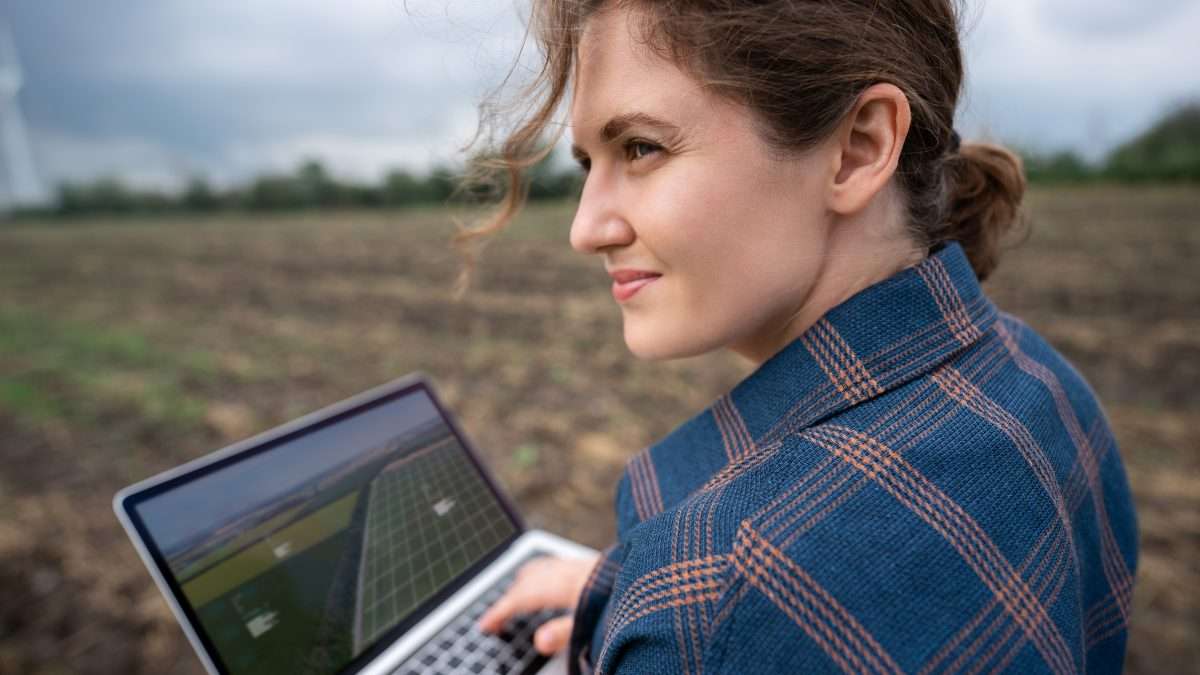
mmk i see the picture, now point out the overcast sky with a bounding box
[5,0,1199,197]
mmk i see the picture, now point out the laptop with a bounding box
[114,372,596,675]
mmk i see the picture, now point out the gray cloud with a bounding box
[5,0,1199,196]
[10,0,529,192]
[1037,0,1195,38]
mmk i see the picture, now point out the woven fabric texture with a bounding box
[566,241,1139,674]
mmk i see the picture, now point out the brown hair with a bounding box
[451,0,1027,297]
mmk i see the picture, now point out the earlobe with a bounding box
[827,83,911,216]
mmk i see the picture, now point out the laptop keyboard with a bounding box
[392,559,566,675]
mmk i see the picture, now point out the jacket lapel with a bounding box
[614,242,1000,539]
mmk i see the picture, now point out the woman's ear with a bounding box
[827,83,911,216]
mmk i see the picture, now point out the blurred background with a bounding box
[0,1,1196,673]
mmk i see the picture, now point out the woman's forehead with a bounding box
[569,7,706,144]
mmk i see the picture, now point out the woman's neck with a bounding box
[728,202,925,368]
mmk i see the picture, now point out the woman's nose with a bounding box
[569,175,635,255]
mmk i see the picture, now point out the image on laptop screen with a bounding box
[130,386,520,675]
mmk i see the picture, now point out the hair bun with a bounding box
[941,141,1028,281]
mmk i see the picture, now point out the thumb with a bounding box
[532,615,574,656]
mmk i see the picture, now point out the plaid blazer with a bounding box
[566,242,1139,674]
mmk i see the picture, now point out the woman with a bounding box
[467,1,1139,673]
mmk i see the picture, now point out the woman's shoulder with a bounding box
[597,308,1137,673]
[989,310,1112,424]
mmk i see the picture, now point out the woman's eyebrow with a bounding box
[570,111,682,157]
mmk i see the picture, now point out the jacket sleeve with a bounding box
[567,542,624,675]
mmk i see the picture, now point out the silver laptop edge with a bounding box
[114,497,225,675]
[113,372,597,675]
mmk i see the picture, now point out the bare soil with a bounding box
[0,186,1196,674]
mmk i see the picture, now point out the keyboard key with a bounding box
[394,551,557,674]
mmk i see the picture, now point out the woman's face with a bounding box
[568,7,839,363]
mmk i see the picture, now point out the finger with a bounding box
[533,616,574,656]
[476,594,515,633]
[477,573,561,632]
[477,555,597,633]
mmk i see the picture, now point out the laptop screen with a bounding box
[126,382,521,675]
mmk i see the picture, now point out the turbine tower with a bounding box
[0,20,45,212]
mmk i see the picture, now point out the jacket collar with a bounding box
[618,242,1000,535]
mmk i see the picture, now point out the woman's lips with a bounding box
[612,274,661,302]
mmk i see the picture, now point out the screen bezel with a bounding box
[115,372,526,675]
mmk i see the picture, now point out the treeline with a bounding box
[16,102,1200,218]
[38,154,582,217]
[1023,102,1200,183]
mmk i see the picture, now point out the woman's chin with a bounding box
[623,321,717,361]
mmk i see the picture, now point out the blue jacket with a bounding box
[567,242,1138,674]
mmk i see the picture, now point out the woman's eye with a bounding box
[625,140,661,161]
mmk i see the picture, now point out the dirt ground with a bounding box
[0,186,1196,674]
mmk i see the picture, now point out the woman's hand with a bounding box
[476,553,600,655]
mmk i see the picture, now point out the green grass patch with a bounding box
[511,442,540,470]
[0,307,217,428]
[0,379,67,422]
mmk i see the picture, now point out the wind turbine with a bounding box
[0,20,46,212]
